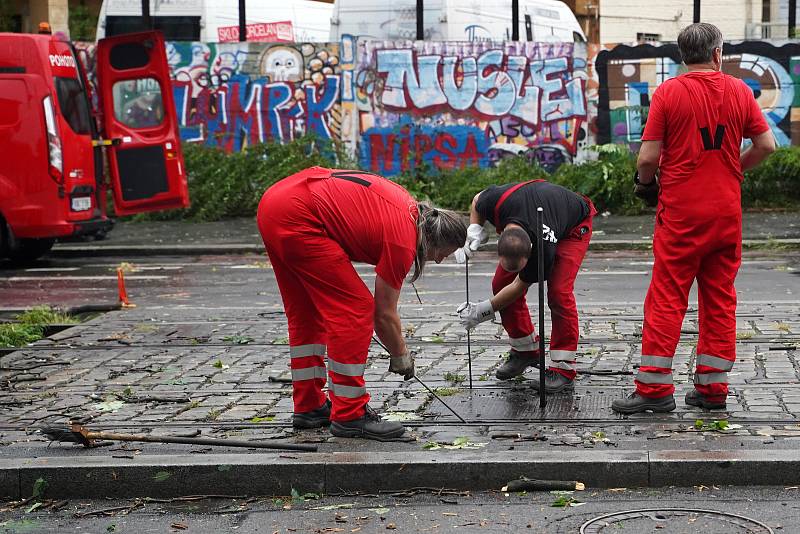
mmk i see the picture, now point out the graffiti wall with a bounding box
[167,41,343,151]
[76,38,800,171]
[352,40,591,175]
[594,41,800,148]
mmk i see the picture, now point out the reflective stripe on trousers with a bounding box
[509,334,537,352]
[328,382,367,399]
[549,349,576,371]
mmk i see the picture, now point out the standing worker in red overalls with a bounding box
[455,180,596,393]
[258,167,466,440]
[612,23,775,414]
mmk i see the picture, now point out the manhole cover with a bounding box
[580,508,773,533]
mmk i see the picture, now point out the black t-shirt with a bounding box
[475,181,589,283]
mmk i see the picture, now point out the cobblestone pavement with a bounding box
[1,251,799,457]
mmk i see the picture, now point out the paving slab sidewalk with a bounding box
[1,297,799,498]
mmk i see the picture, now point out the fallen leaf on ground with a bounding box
[310,504,355,511]
[171,523,188,530]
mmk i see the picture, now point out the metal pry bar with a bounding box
[372,336,467,423]
[536,206,547,409]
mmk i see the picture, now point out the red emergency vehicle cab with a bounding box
[0,31,189,262]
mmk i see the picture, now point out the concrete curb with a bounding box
[49,238,800,257]
[3,449,799,499]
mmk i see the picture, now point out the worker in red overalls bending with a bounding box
[455,180,596,393]
[612,23,775,414]
[258,167,466,440]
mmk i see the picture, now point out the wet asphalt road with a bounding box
[1,486,797,533]
[1,249,798,312]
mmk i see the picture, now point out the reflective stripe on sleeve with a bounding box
[327,358,366,377]
[328,382,367,399]
[636,370,673,384]
[694,372,728,385]
[290,344,327,358]
[640,355,674,369]
[550,361,575,371]
[696,354,734,371]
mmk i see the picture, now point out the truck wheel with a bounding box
[7,238,55,264]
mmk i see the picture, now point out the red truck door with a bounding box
[95,31,189,216]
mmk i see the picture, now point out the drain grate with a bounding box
[424,388,625,420]
[580,508,773,533]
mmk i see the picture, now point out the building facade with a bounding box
[600,0,766,43]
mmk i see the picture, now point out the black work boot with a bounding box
[529,369,574,393]
[685,388,727,410]
[330,405,406,441]
[612,392,676,414]
[496,349,542,380]
[292,400,331,429]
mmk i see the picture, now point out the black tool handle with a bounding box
[536,207,546,409]
[466,256,473,390]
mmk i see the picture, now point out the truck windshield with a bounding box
[55,77,92,135]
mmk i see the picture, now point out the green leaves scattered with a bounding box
[550,490,584,508]
[551,496,584,507]
[249,415,275,423]
[31,478,48,500]
[93,399,125,412]
[152,471,172,482]
[432,387,460,397]
[443,372,466,384]
[223,335,254,345]
[290,488,320,503]
[212,359,230,370]
[423,437,486,450]
[693,419,741,432]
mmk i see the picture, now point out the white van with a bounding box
[96,0,334,43]
[330,0,585,42]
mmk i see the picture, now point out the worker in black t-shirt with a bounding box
[454,180,597,393]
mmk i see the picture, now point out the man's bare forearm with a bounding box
[740,145,772,171]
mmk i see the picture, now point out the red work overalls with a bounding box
[258,168,417,422]
[635,77,742,403]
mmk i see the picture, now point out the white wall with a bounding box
[600,0,762,44]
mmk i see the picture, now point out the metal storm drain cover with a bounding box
[580,508,773,533]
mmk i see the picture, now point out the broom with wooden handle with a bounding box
[41,422,318,452]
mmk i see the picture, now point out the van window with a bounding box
[54,77,92,135]
[112,78,164,129]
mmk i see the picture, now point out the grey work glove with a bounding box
[389,348,415,380]
[454,223,487,264]
[457,299,495,330]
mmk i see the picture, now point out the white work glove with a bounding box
[456,300,495,330]
[388,348,415,380]
[454,224,488,264]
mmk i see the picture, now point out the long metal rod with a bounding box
[693,0,700,23]
[372,336,467,423]
[411,376,467,424]
[466,256,473,390]
[536,207,546,409]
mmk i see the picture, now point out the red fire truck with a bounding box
[0,30,189,262]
